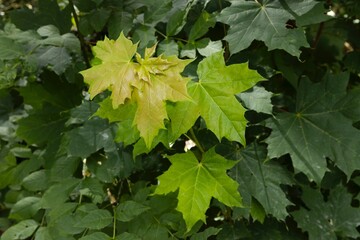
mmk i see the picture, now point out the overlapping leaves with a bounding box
[187,51,263,145]
[81,33,191,147]
[266,72,360,182]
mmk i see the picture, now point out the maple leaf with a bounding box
[188,51,263,145]
[265,72,360,183]
[81,33,192,148]
[227,143,293,220]
[154,148,242,231]
[133,48,192,146]
[80,32,138,108]
[292,186,360,240]
[218,0,311,57]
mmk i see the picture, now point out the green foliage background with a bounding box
[1,0,360,239]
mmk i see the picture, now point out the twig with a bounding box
[68,0,91,68]
[312,22,325,49]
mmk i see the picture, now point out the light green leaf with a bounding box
[154,148,242,230]
[265,72,360,182]
[80,33,138,108]
[115,120,140,146]
[191,51,263,145]
[218,0,309,57]
[116,200,150,222]
[250,198,266,223]
[1,219,39,240]
[75,209,113,230]
[9,197,41,220]
[238,85,273,114]
[292,186,360,240]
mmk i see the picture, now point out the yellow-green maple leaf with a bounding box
[80,32,138,108]
[81,33,192,148]
[154,148,242,231]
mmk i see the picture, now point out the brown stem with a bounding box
[312,22,325,49]
[68,0,91,68]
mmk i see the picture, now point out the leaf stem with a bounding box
[68,0,91,68]
[312,22,325,49]
[112,206,117,239]
[188,128,205,153]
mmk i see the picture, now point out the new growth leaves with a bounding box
[81,33,191,148]
[83,35,262,149]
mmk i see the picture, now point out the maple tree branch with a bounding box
[69,0,91,68]
[312,22,325,49]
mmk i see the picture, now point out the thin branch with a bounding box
[312,22,325,49]
[68,0,91,68]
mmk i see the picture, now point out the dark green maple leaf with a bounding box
[265,72,360,183]
[292,186,360,240]
[225,143,293,220]
[218,0,312,57]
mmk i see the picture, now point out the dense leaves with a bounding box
[218,0,313,57]
[266,72,360,183]
[81,34,192,147]
[1,0,360,239]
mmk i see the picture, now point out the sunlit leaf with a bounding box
[154,148,242,230]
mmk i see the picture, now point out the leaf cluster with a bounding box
[1,0,360,239]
